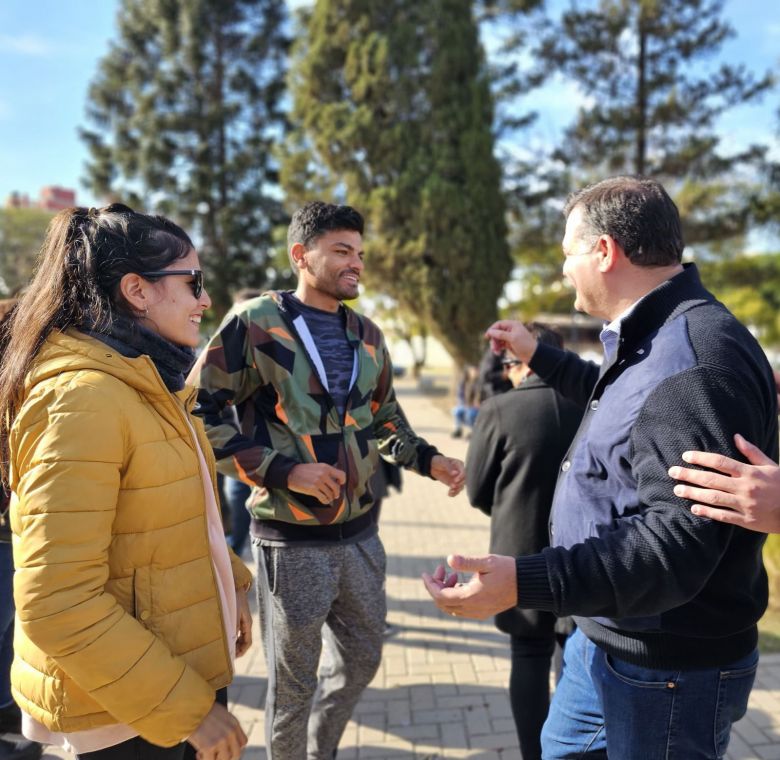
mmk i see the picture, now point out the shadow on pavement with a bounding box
[348,682,518,755]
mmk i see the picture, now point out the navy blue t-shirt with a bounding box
[292,296,354,418]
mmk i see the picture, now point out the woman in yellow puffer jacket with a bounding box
[0,205,253,760]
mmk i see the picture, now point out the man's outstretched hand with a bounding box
[422,553,518,619]
[430,455,466,496]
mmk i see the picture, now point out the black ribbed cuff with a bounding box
[527,342,565,381]
[418,445,440,478]
[264,454,299,489]
[515,554,555,611]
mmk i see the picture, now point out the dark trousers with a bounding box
[509,633,568,760]
[0,542,15,707]
[77,689,227,760]
[223,478,252,555]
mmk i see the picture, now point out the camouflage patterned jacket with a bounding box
[190,291,439,539]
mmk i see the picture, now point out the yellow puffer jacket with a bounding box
[8,329,252,747]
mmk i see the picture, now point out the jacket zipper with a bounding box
[277,301,358,520]
[156,363,234,683]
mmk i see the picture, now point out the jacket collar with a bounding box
[613,263,711,361]
[271,289,363,346]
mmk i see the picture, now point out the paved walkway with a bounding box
[42,379,780,759]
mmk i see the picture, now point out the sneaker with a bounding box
[450,428,463,439]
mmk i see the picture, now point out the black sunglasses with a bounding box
[501,358,522,368]
[140,269,203,298]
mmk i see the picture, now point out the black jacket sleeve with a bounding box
[528,342,599,409]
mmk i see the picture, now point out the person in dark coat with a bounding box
[465,323,583,760]
[476,343,512,402]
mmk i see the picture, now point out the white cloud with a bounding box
[0,34,54,56]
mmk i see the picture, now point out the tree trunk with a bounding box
[635,16,647,176]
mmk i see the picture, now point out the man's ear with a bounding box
[598,235,623,273]
[290,242,307,272]
[119,272,149,314]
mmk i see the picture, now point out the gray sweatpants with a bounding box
[253,531,387,759]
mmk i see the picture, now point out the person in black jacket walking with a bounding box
[466,323,582,760]
[424,176,778,759]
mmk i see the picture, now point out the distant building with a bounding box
[534,312,603,359]
[39,186,76,211]
[4,186,76,211]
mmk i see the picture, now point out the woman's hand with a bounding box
[188,702,247,760]
[235,588,253,658]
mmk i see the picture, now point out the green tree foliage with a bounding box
[698,252,780,345]
[80,0,292,316]
[538,0,772,183]
[503,0,774,316]
[282,0,512,365]
[0,208,53,297]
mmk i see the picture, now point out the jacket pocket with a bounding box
[133,567,153,625]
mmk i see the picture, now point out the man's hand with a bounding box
[668,433,780,534]
[484,320,538,363]
[235,588,252,658]
[430,455,466,496]
[188,702,247,760]
[421,553,518,619]
[287,463,346,504]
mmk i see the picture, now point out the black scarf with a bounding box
[84,314,196,392]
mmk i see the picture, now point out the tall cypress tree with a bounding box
[283,0,512,366]
[80,0,291,315]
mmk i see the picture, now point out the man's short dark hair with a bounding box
[526,321,564,350]
[564,176,684,266]
[287,201,364,250]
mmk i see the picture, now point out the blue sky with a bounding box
[0,0,778,209]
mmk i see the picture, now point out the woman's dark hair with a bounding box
[0,203,193,483]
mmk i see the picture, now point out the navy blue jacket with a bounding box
[516,265,778,669]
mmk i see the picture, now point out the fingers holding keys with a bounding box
[484,320,538,362]
[422,554,518,620]
[287,463,346,504]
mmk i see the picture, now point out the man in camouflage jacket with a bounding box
[191,202,464,759]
